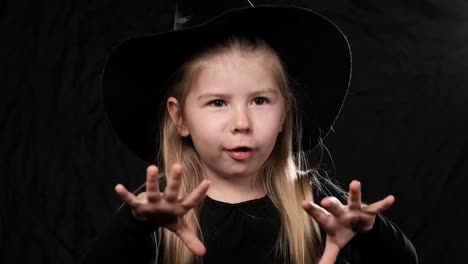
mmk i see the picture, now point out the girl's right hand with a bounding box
[115,164,211,256]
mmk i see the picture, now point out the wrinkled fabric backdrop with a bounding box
[1,0,467,263]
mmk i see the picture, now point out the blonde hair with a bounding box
[155,36,322,264]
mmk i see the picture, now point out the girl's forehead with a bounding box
[203,48,271,66]
[187,52,281,95]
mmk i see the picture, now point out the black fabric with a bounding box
[80,204,156,264]
[81,192,417,264]
[200,196,280,263]
[2,1,468,263]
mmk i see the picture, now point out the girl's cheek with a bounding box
[251,107,283,121]
[198,111,229,127]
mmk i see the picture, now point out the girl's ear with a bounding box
[279,109,286,133]
[167,97,190,137]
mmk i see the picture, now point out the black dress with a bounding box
[81,192,418,264]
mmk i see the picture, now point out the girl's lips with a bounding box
[227,149,252,160]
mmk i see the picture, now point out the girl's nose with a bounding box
[230,108,251,133]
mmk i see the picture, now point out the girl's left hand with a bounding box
[301,180,395,264]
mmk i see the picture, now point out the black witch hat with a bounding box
[102,0,351,163]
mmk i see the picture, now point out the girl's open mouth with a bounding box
[227,147,253,160]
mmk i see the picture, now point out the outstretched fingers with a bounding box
[347,180,362,210]
[164,164,184,203]
[146,165,161,203]
[115,184,139,207]
[302,201,331,225]
[181,180,211,209]
[321,197,345,216]
[365,195,395,214]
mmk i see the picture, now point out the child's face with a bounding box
[176,51,285,181]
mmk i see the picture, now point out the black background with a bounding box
[1,0,467,263]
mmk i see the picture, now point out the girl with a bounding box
[83,3,417,264]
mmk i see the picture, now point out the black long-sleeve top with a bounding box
[81,184,418,264]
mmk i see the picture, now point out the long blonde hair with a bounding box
[155,36,322,264]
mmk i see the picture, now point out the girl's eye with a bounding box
[253,97,268,105]
[209,99,226,107]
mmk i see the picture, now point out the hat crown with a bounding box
[174,0,254,30]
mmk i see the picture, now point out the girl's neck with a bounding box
[205,176,266,204]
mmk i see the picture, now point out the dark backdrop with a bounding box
[1,0,467,263]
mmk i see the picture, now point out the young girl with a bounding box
[83,3,417,264]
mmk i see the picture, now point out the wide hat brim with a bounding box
[102,5,351,163]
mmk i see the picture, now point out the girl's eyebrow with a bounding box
[197,93,229,101]
[249,88,279,96]
[197,88,279,100]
